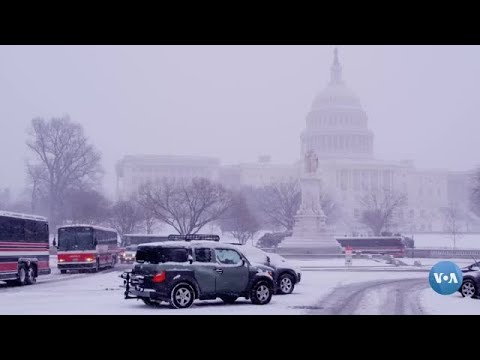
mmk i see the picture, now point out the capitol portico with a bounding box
[116,49,479,235]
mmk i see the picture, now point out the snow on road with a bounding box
[420,288,480,315]
[0,266,430,315]
[3,255,476,314]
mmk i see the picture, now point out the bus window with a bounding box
[12,218,25,242]
[58,227,95,251]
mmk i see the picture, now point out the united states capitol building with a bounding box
[116,49,478,234]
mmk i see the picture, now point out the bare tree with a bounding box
[64,189,110,225]
[139,178,232,235]
[359,188,407,236]
[219,192,260,244]
[136,195,158,234]
[255,180,301,231]
[319,193,341,226]
[441,203,464,249]
[255,180,340,231]
[26,164,47,213]
[26,116,103,228]
[109,199,143,242]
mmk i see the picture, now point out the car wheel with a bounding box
[461,279,477,298]
[91,261,99,273]
[170,283,195,309]
[220,295,238,304]
[25,266,36,285]
[250,280,273,305]
[142,298,161,307]
[16,266,27,286]
[277,273,295,295]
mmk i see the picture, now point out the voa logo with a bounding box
[433,272,459,284]
[429,261,463,295]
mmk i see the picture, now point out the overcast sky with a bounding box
[1,45,479,197]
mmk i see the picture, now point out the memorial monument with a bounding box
[278,150,342,256]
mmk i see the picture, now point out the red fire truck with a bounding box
[0,211,51,285]
[57,225,119,273]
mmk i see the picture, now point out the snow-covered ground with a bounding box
[0,265,426,315]
[420,288,480,315]
[290,258,392,268]
[1,255,477,314]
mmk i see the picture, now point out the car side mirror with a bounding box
[242,259,246,266]
[188,255,193,264]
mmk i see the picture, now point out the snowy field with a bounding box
[0,265,426,315]
[1,256,478,314]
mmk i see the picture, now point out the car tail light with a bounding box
[152,271,166,283]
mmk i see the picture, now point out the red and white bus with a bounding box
[57,225,119,273]
[0,211,51,285]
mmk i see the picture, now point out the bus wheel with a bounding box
[60,270,67,274]
[16,266,27,286]
[25,266,36,285]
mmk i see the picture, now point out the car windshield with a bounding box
[58,227,94,251]
[125,245,137,252]
[135,246,189,264]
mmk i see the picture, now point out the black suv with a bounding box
[121,235,276,309]
[460,262,480,298]
[232,245,301,295]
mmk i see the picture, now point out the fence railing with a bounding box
[406,248,480,259]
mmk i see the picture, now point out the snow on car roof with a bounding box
[137,240,238,249]
[123,234,167,238]
[57,224,118,233]
[0,210,47,222]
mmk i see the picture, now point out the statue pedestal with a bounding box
[277,175,342,257]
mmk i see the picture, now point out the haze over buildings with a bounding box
[116,49,479,233]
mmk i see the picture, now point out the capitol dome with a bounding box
[312,84,362,110]
[301,48,374,160]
